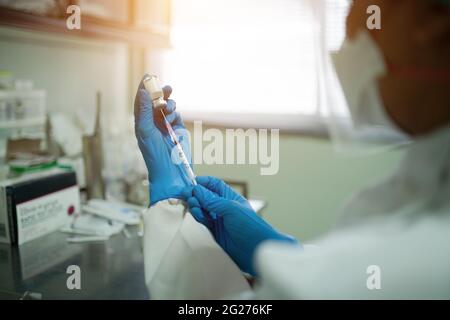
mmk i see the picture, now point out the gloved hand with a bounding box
[134,75,193,205]
[183,176,299,276]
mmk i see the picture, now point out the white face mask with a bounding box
[330,30,402,132]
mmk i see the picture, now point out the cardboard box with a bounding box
[0,169,80,245]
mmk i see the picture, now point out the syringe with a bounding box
[143,75,197,186]
[160,110,197,186]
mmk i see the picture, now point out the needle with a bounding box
[160,109,197,186]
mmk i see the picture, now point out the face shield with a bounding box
[314,1,412,155]
[316,0,450,154]
[313,0,418,155]
[319,30,411,155]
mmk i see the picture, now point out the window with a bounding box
[153,0,350,131]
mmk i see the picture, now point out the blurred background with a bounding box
[0,0,402,243]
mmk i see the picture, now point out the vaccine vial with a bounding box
[143,75,167,110]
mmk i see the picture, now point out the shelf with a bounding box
[0,6,170,48]
[0,117,46,129]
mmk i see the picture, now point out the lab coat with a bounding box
[142,126,450,299]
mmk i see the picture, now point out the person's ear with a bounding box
[414,8,450,46]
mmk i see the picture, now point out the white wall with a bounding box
[0,26,131,134]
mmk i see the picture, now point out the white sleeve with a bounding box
[253,220,450,299]
[142,199,251,299]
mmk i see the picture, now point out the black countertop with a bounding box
[0,228,149,300]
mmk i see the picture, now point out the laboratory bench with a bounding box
[0,227,149,300]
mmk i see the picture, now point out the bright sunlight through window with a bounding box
[156,0,349,129]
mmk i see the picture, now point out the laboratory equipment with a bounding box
[83,198,142,225]
[82,92,105,200]
[0,83,46,127]
[143,75,197,186]
[0,78,47,165]
[61,212,124,238]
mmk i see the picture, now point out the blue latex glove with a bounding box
[182,176,299,276]
[134,75,193,205]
